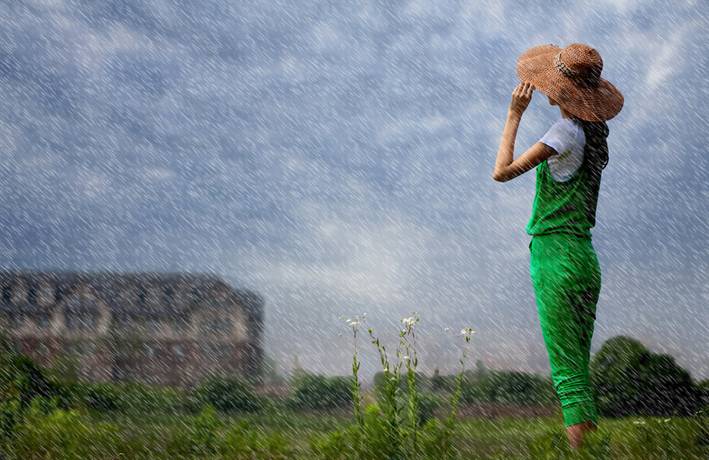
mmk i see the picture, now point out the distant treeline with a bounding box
[370,335,707,418]
[0,334,706,427]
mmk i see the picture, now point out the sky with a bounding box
[0,0,707,382]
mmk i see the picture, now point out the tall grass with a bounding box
[323,312,476,459]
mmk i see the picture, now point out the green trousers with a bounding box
[529,232,601,427]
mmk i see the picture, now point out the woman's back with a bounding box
[525,118,609,238]
[543,118,586,182]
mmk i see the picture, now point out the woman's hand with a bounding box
[509,81,534,116]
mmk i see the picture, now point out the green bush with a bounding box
[4,401,122,459]
[67,381,196,414]
[460,370,555,405]
[0,353,65,408]
[112,381,195,414]
[193,376,262,413]
[287,372,353,410]
[68,382,120,412]
[0,398,21,442]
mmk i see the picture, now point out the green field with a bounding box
[1,331,706,459]
[1,403,706,459]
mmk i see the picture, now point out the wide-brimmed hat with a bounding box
[516,43,624,122]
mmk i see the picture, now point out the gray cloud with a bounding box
[0,1,706,381]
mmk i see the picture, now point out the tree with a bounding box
[0,351,66,409]
[697,379,709,411]
[193,376,261,413]
[590,335,701,417]
[467,370,554,405]
[431,367,446,391]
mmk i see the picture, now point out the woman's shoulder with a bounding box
[567,118,586,142]
[556,118,586,149]
[543,118,587,182]
[540,117,585,154]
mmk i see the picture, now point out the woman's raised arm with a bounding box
[492,141,556,182]
[492,82,556,182]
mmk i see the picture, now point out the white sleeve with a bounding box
[539,119,576,156]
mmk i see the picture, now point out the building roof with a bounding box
[0,269,264,322]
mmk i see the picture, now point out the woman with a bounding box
[491,43,624,449]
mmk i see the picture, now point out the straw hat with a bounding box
[516,43,624,122]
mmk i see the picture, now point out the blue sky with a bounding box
[0,0,707,381]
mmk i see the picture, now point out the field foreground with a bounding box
[1,405,706,459]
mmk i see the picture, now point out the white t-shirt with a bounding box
[538,118,586,182]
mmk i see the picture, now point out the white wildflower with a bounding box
[346,313,367,328]
[401,314,419,328]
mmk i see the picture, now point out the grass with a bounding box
[1,313,705,458]
[5,408,704,459]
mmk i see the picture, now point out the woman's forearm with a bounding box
[492,109,522,179]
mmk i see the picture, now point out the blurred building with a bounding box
[0,270,264,387]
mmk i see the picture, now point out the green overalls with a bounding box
[526,141,603,427]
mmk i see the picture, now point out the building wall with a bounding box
[0,271,264,388]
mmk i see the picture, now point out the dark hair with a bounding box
[570,116,609,179]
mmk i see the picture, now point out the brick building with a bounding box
[0,270,264,387]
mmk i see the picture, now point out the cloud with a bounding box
[643,23,693,91]
[0,1,706,380]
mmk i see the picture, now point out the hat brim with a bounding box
[516,44,624,122]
